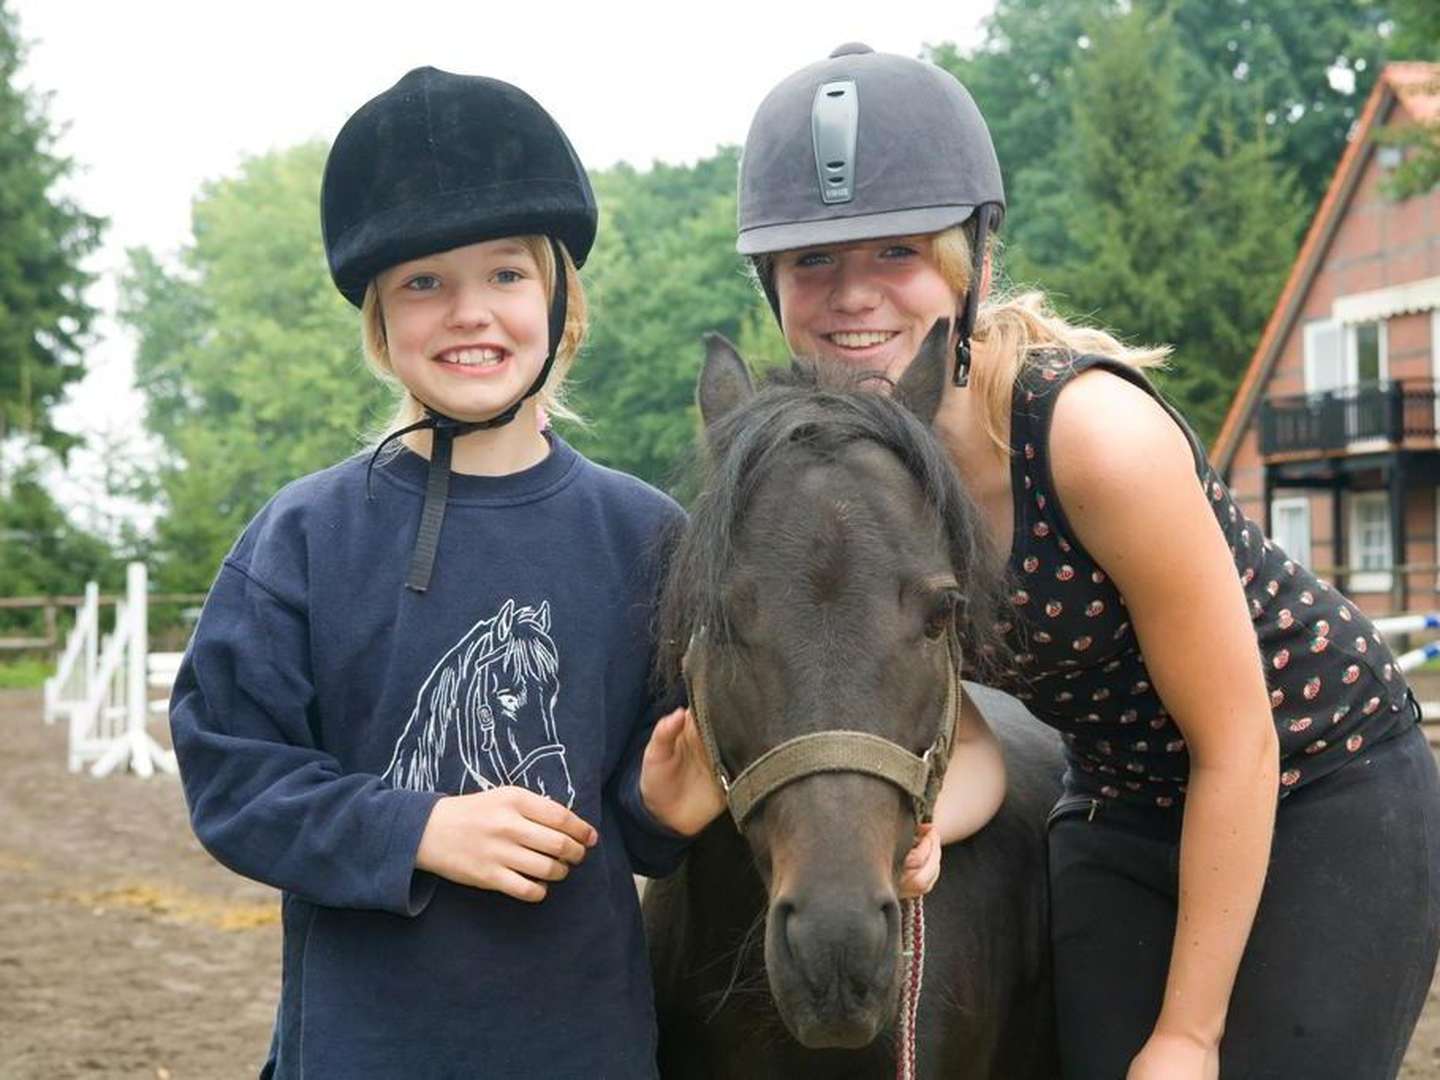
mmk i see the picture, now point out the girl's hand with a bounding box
[1127,1031,1220,1080]
[899,822,942,899]
[640,708,727,836]
[415,787,597,902]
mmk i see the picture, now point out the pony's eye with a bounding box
[923,590,960,641]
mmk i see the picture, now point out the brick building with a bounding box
[1214,63,1440,616]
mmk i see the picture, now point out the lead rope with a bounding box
[897,894,926,1080]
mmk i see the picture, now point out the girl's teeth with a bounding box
[442,348,504,366]
[830,331,896,348]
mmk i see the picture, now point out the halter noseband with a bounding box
[682,628,961,829]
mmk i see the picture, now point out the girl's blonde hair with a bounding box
[931,223,1170,454]
[361,235,588,440]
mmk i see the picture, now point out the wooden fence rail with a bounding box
[0,592,207,653]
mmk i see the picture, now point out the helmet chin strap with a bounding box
[953,203,994,389]
[366,235,569,593]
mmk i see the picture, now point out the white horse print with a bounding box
[382,599,575,806]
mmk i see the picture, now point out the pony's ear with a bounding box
[496,599,514,640]
[534,600,551,634]
[698,332,755,431]
[893,318,951,427]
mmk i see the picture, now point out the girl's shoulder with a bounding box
[571,450,687,530]
[1016,351,1206,480]
[223,454,375,592]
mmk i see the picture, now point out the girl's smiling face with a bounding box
[773,235,958,382]
[376,238,551,422]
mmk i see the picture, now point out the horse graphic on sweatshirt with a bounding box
[382,599,575,806]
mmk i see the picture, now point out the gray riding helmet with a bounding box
[737,43,1006,384]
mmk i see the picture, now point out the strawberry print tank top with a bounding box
[987,352,1415,811]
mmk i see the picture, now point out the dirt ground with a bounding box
[4,687,1440,1079]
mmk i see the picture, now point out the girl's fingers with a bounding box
[905,825,935,867]
[515,819,590,865]
[490,867,548,903]
[509,846,572,883]
[513,788,597,846]
[645,710,685,764]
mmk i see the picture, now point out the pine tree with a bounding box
[0,0,104,455]
[1004,7,1305,441]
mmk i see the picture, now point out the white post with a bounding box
[83,581,98,705]
[89,562,177,779]
[44,580,101,726]
[127,563,151,777]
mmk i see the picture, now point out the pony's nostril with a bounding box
[879,896,899,924]
[774,897,800,959]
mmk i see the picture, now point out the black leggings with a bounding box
[1048,723,1440,1079]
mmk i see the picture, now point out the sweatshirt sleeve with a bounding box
[607,681,692,879]
[170,559,443,915]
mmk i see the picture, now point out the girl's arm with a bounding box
[933,691,1008,840]
[172,560,450,915]
[899,691,1008,897]
[1051,370,1278,1078]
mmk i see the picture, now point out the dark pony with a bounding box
[643,325,1061,1078]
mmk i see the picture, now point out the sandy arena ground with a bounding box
[3,686,1440,1078]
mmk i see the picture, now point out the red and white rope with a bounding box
[897,896,926,1080]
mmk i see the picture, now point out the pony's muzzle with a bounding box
[766,887,901,1048]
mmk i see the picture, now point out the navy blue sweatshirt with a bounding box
[170,435,687,1079]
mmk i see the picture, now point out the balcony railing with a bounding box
[1259,380,1439,456]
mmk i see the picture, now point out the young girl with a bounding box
[736,44,1440,1079]
[169,67,720,1078]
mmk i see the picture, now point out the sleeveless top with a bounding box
[980,351,1416,811]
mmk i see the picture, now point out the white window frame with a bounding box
[1348,490,1393,593]
[1345,319,1388,385]
[1303,318,1345,395]
[1269,496,1312,566]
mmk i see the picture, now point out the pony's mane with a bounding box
[656,360,1013,687]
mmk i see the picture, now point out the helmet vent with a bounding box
[812,80,858,205]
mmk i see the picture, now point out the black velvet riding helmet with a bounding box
[321,67,598,593]
[322,66,597,307]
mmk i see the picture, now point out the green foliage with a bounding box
[936,0,1389,218]
[1023,9,1306,439]
[1386,0,1440,61]
[1376,0,1440,205]
[936,0,1313,442]
[1378,119,1440,199]
[0,0,105,454]
[1165,0,1389,204]
[0,454,122,634]
[120,141,394,590]
[558,149,775,489]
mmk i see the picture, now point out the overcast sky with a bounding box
[10,0,994,531]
